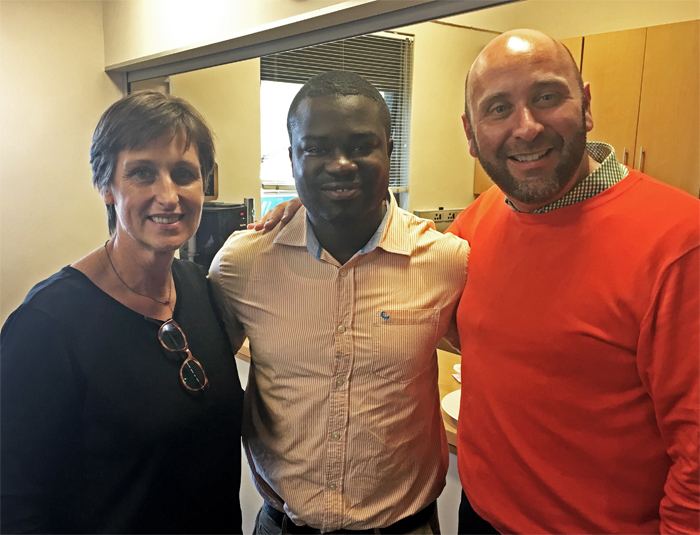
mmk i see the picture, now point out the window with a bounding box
[260,32,414,211]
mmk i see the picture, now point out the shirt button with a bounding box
[328,482,337,490]
[339,270,348,277]
[337,325,345,334]
[332,432,340,441]
[335,378,344,388]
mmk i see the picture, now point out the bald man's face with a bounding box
[464,33,593,208]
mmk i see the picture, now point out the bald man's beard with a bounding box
[470,108,588,207]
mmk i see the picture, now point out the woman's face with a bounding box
[103,130,204,254]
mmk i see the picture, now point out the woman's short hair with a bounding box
[90,90,215,234]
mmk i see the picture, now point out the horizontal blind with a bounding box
[261,33,414,189]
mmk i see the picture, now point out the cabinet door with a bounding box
[581,28,647,166]
[635,20,700,196]
[560,36,583,70]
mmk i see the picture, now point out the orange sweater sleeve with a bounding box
[637,246,700,534]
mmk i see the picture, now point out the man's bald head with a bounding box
[464,29,584,122]
[460,28,594,212]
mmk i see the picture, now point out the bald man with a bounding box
[447,29,699,534]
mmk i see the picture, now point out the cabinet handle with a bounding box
[622,147,628,166]
[638,147,645,173]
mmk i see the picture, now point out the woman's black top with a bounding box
[1,260,243,534]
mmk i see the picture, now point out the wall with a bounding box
[0,1,122,323]
[159,20,491,217]
[102,0,349,67]
[401,23,494,213]
[169,60,262,210]
[443,0,700,38]
[406,0,700,213]
[101,0,441,69]
[3,0,697,323]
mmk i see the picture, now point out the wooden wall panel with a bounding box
[581,28,647,166]
[635,20,700,196]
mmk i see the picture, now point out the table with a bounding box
[436,349,461,451]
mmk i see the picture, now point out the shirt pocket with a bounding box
[371,309,440,383]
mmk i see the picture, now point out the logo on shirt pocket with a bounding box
[371,309,440,383]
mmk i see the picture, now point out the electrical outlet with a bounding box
[412,209,464,225]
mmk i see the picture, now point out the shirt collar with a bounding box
[272,191,410,260]
[303,199,390,259]
[373,191,412,257]
[504,142,628,214]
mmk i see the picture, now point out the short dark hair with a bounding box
[90,90,215,234]
[287,70,392,142]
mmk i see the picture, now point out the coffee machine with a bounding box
[179,200,252,270]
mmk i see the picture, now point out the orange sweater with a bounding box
[447,170,699,534]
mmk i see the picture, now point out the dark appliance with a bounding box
[180,202,247,270]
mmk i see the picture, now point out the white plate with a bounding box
[441,389,461,422]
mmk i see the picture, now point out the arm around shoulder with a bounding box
[208,240,249,355]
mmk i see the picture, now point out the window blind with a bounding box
[260,32,414,190]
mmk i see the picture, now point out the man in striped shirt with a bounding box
[210,71,469,534]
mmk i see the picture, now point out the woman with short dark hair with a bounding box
[1,91,244,534]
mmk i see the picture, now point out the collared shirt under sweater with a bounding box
[209,194,469,532]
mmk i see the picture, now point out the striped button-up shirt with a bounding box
[209,194,469,532]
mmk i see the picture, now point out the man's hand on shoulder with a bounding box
[247,197,303,231]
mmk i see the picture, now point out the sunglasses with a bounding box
[158,319,209,391]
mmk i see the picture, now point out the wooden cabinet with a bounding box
[560,36,583,70]
[634,21,699,196]
[583,20,699,196]
[473,22,700,197]
[582,28,646,168]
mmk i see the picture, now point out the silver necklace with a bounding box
[104,241,172,306]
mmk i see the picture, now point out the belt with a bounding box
[263,501,436,534]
